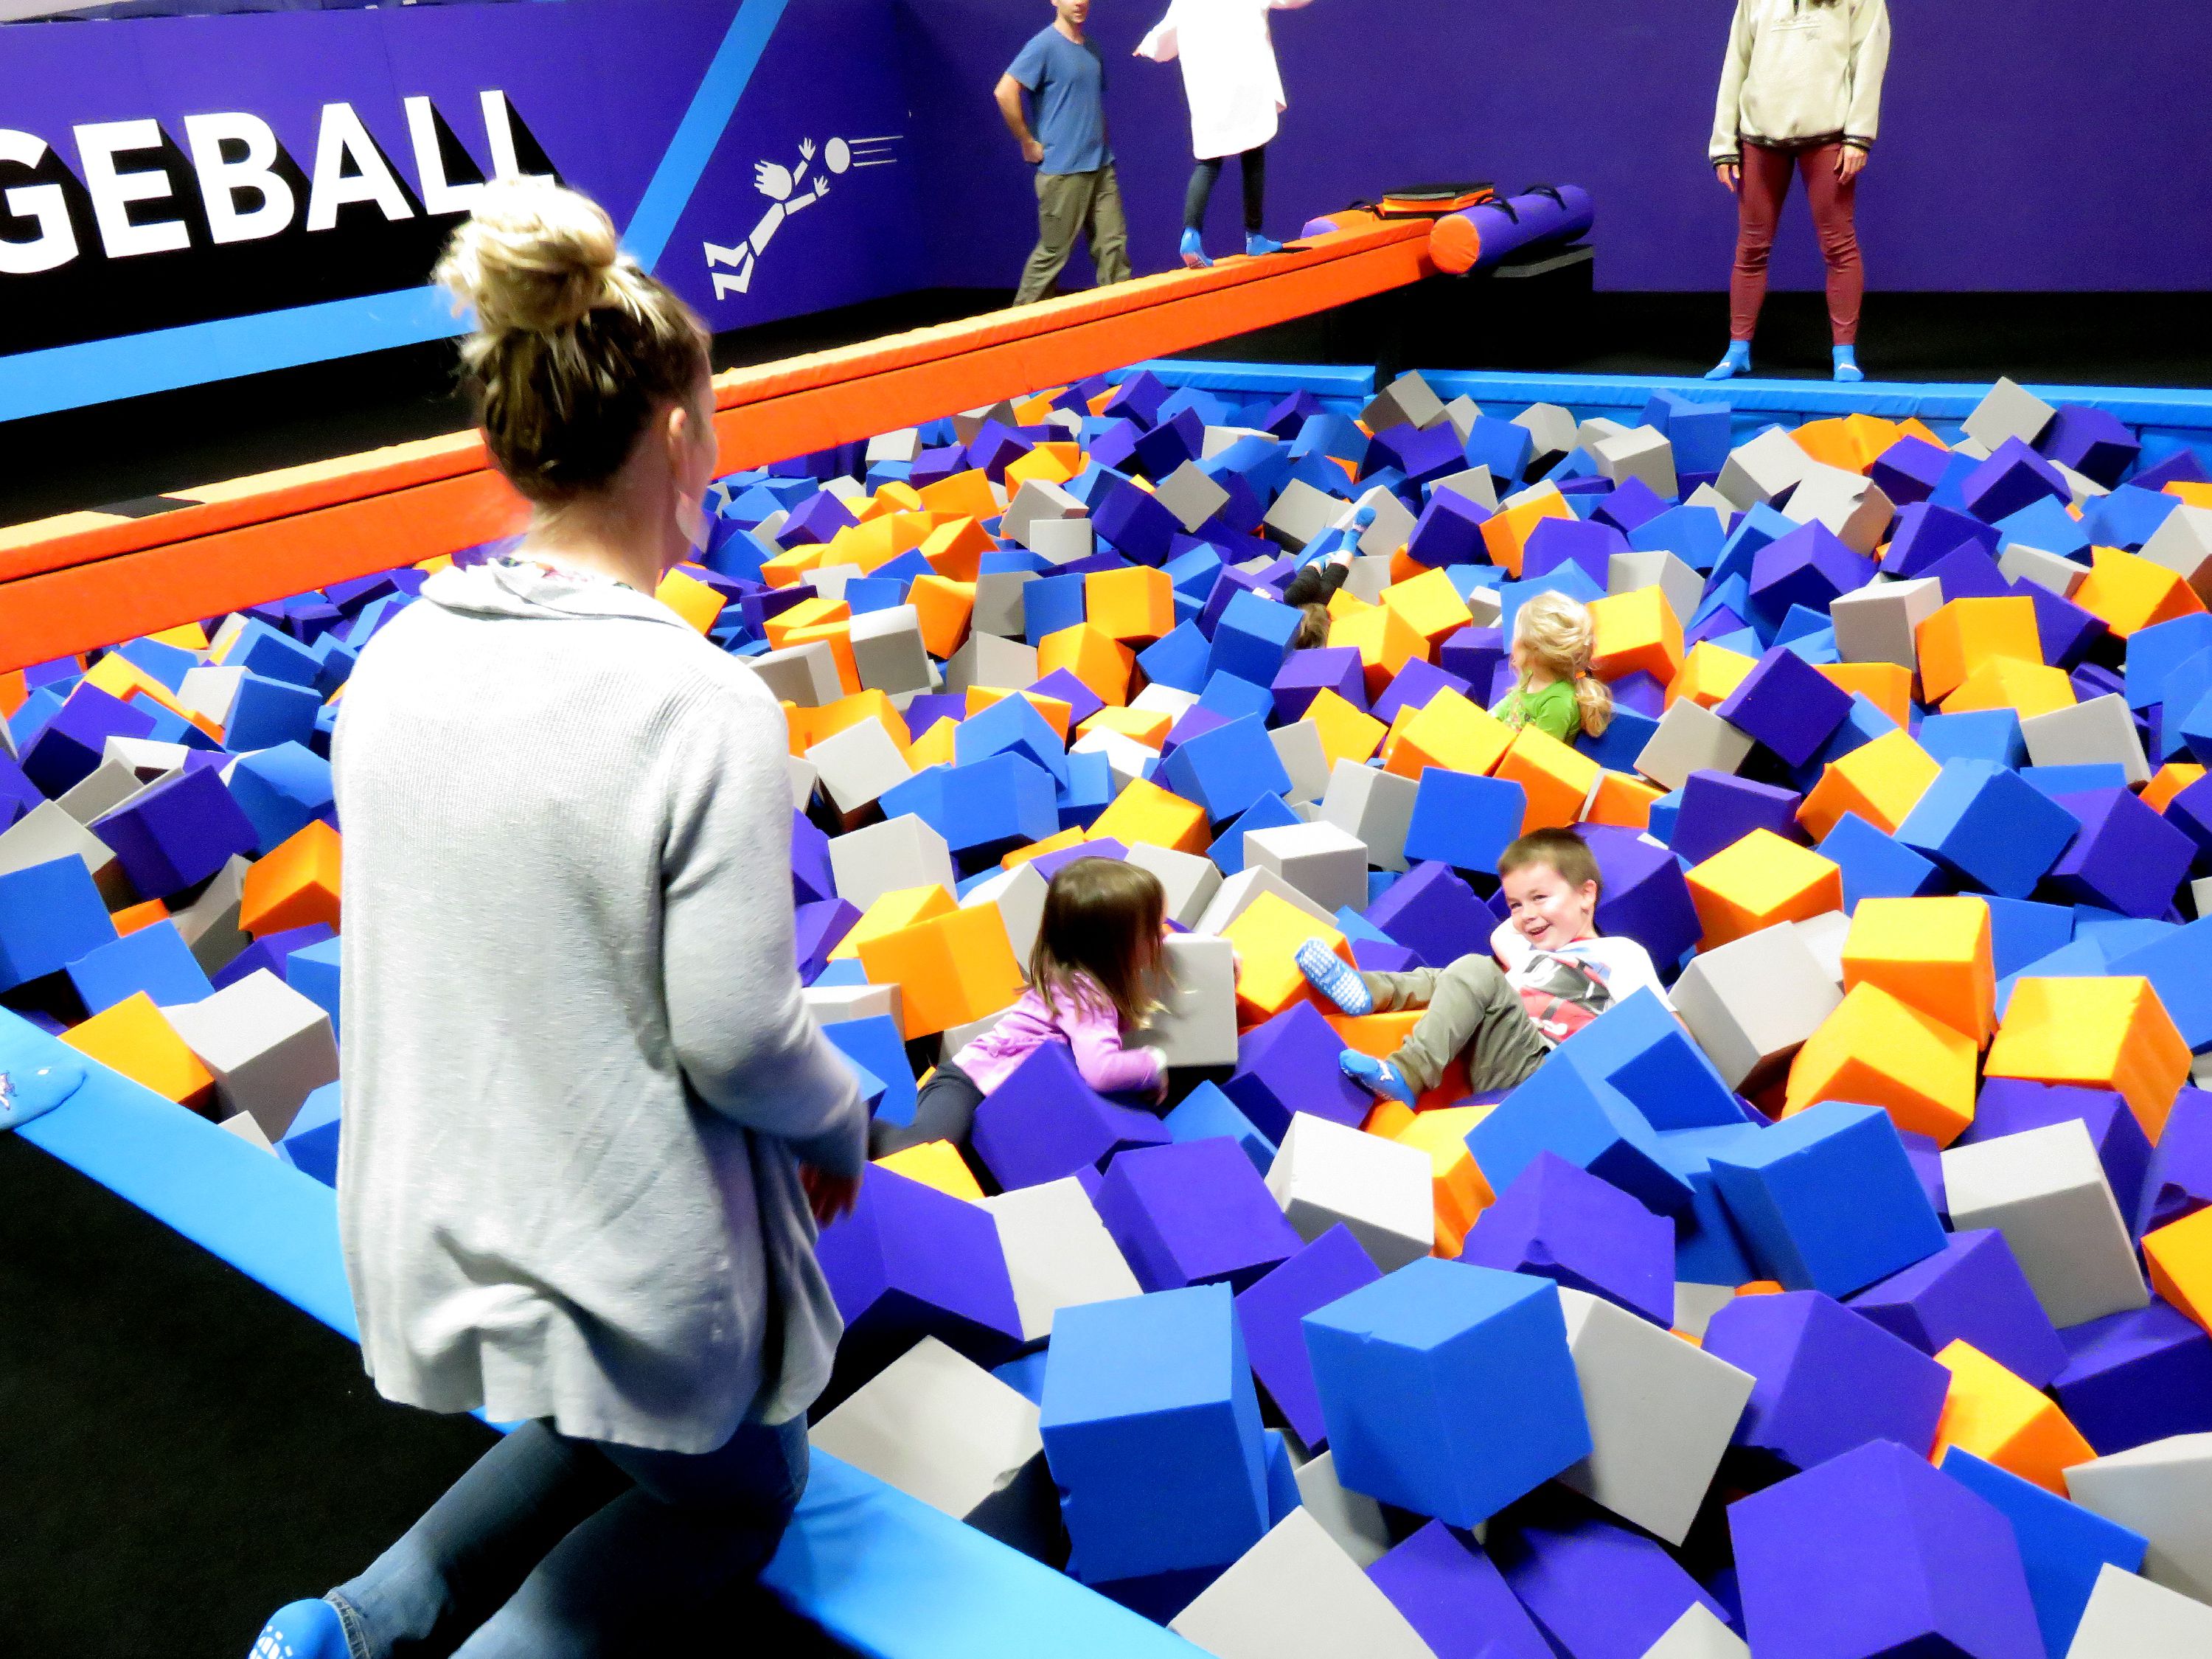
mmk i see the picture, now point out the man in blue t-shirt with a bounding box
[995,0,1133,305]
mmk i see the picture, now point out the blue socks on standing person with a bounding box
[248,1600,349,1659]
[1245,232,1283,257]
[1180,229,1211,269]
[1705,339,1753,380]
[1833,344,1865,382]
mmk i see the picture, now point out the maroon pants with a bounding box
[1731,140,1863,345]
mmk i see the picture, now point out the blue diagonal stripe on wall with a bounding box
[0,0,782,426]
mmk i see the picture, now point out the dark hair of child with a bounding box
[1029,857,1170,1026]
[1497,827,1604,902]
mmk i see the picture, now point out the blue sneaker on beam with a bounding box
[1180,229,1212,269]
[248,1600,349,1659]
[1340,1050,1417,1107]
[1705,340,1752,381]
[1245,232,1284,257]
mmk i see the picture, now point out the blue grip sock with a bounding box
[1340,1050,1417,1107]
[1705,339,1753,381]
[1245,232,1284,257]
[1832,344,1865,383]
[248,1600,350,1659]
[1180,229,1212,269]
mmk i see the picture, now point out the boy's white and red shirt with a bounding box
[1489,922,1672,1048]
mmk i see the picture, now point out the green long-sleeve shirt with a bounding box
[1492,678,1581,745]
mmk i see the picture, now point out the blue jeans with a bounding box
[327,1415,808,1658]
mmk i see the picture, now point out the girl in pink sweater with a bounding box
[870,858,1170,1159]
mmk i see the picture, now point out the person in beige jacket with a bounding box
[1706,0,1891,382]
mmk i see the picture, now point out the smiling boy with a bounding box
[1295,827,1672,1107]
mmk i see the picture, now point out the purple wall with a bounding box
[897,0,2212,293]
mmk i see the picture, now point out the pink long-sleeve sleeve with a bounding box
[1062,997,1166,1096]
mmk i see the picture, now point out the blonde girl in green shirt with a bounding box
[1492,589,1613,745]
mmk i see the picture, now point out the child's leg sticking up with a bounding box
[1298,944,1548,1105]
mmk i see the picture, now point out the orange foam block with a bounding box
[856,904,1025,1038]
[874,1140,986,1202]
[1915,597,2042,704]
[1088,776,1210,854]
[1078,706,1173,748]
[1380,566,1475,649]
[654,568,726,635]
[1382,688,1512,781]
[1222,892,1350,1025]
[2143,1206,2212,1335]
[810,689,912,754]
[1931,1340,2095,1495]
[1004,442,1082,490]
[110,897,170,936]
[1666,641,1756,711]
[1304,688,1388,771]
[1328,1010,1422,1062]
[858,481,925,518]
[908,574,974,659]
[1495,724,1601,832]
[832,883,956,961]
[1843,895,1996,1045]
[965,687,1073,742]
[1984,975,2190,1141]
[1941,658,2076,718]
[1586,770,1665,830]
[1686,830,1843,948]
[1798,727,1941,841]
[1818,661,1914,729]
[2073,545,2208,637]
[1002,827,1088,869]
[1085,566,1175,644]
[1330,604,1426,700]
[1393,1104,1497,1257]
[920,516,995,582]
[1587,585,1684,684]
[908,716,959,770]
[1038,623,1135,706]
[2144,762,2208,814]
[1784,981,1980,1147]
[239,820,341,937]
[1478,489,1573,577]
[61,992,216,1114]
[917,467,999,521]
[765,594,852,648]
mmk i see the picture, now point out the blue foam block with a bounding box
[1161,714,1293,825]
[1401,769,1527,875]
[1817,811,1948,908]
[1469,1054,1695,1217]
[276,1079,343,1188]
[63,919,212,1015]
[1896,759,2081,899]
[1554,987,1742,1131]
[0,855,117,992]
[284,935,342,1046]
[1162,1080,1276,1175]
[1940,1447,2147,1659]
[1303,1259,1590,1527]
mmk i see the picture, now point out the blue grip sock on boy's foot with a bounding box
[1705,339,1753,381]
[0,1057,84,1132]
[1832,344,1865,382]
[1245,232,1284,257]
[248,1600,349,1659]
[1341,1050,1417,1106]
[1180,229,1212,268]
[1296,938,1373,1015]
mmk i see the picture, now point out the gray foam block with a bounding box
[1999,543,2088,598]
[1962,377,2057,452]
[1829,577,1942,669]
[977,1178,1142,1342]
[847,605,934,697]
[2020,694,2151,785]
[1634,699,1756,793]
[1135,933,1239,1068]
[972,570,1037,639]
[1265,479,1344,552]
[2142,506,2212,604]
[1267,1112,1433,1272]
[161,969,340,1140]
[1157,462,1233,534]
[1942,1119,2149,1329]
[1670,921,1843,1092]
[1716,426,1815,512]
[1362,371,1446,436]
[1291,1450,1392,1568]
[744,641,843,707]
[943,633,1039,694]
[1242,822,1370,916]
[1595,427,1679,501]
[1124,842,1225,929]
[1167,1509,1436,1659]
[959,860,1048,970]
[2065,1435,2212,1607]
[806,718,914,815]
[827,815,956,910]
[1610,552,1704,631]
[1317,760,1417,873]
[1194,866,1337,936]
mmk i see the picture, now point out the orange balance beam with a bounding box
[0,219,1433,672]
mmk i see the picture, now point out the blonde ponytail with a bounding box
[1512,588,1613,737]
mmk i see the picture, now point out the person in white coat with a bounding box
[1135,0,1315,268]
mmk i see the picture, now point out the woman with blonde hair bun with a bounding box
[1492,589,1613,745]
[248,179,868,1659]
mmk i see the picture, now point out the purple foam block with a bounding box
[1921,544,2014,602]
[1029,667,1107,728]
[1352,936,1425,974]
[815,1165,1024,1369]
[970,1043,1172,1190]
[1898,1127,1950,1221]
[1371,422,1466,487]
[1964,1079,2152,1231]
[1371,658,1475,726]
[1363,860,1500,975]
[1222,1001,1373,1140]
[1584,824,1703,969]
[1731,1439,2042,1659]
[1522,517,1629,588]
[1231,1223,1382,1447]
[1714,647,1854,768]
[2048,786,2194,917]
[1489,1506,1730,1659]
[90,765,259,900]
[2138,1085,2212,1235]
[794,897,860,982]
[777,490,858,547]
[18,684,158,798]
[1028,838,1130,883]
[1963,438,2072,526]
[2040,406,2140,489]
[1439,625,1506,692]
[1158,704,1231,759]
[1669,770,1805,865]
[1271,647,1368,720]
[211,923,335,992]
[1871,436,1951,506]
[792,808,835,905]
[1366,1521,1553,1659]
[1458,1151,1675,1327]
[1408,491,1494,568]
[1747,523,1873,631]
[1846,1228,2066,1388]
[2052,1298,2212,1454]
[1882,502,1999,579]
[1094,1138,1305,1294]
[2136,447,2211,492]
[1701,1290,1951,1470]
[1609,671,1667,721]
[1593,476,1670,537]
[2167,776,2212,867]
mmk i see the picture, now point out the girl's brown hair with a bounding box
[1029,858,1169,1027]
[434,180,711,504]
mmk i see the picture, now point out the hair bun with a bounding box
[435,179,627,336]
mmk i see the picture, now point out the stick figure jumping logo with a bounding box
[703,133,900,299]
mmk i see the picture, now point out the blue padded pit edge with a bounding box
[1131,359,1378,397]
[0,1011,1194,1659]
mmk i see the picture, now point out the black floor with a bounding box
[0,1135,852,1658]
[8,281,2208,532]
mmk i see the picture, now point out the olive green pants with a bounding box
[1359,954,1549,1096]
[1014,165,1132,307]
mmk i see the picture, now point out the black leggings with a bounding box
[1184,145,1268,234]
